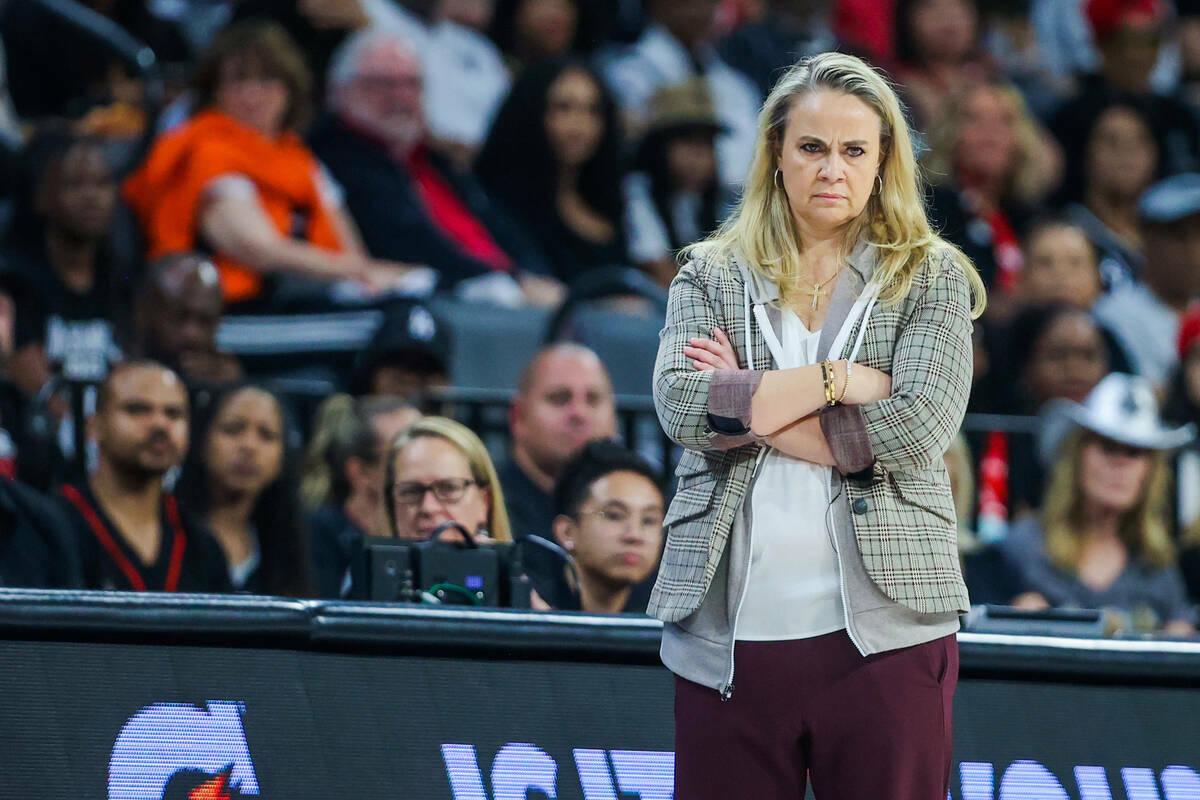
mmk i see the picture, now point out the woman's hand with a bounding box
[836,360,892,405]
[1161,619,1197,639]
[1009,591,1050,611]
[359,260,438,296]
[684,327,739,371]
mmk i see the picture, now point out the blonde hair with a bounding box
[1041,430,1175,572]
[695,51,986,316]
[300,393,416,509]
[383,416,512,543]
[925,81,1056,208]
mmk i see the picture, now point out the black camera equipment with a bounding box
[363,523,578,609]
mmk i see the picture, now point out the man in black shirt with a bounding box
[534,439,664,614]
[57,361,231,593]
[131,253,242,387]
[498,344,617,544]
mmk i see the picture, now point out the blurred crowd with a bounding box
[0,0,1199,636]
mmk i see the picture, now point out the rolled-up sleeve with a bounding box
[652,259,764,451]
[822,256,974,475]
[819,403,875,475]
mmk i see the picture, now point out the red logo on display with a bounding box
[185,768,235,800]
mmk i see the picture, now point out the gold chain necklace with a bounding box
[793,268,843,312]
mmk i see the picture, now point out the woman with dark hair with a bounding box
[993,303,1114,517]
[489,0,581,72]
[474,57,628,284]
[1055,94,1163,288]
[178,383,314,597]
[624,80,732,287]
[0,126,130,401]
[891,0,992,131]
[123,21,421,309]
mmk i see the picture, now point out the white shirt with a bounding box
[737,309,845,640]
[362,0,511,149]
[623,172,705,263]
[597,24,760,190]
[1093,281,1181,391]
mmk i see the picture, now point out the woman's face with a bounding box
[909,0,977,64]
[1085,106,1158,201]
[560,470,664,589]
[1024,312,1109,407]
[1078,435,1154,515]
[390,436,490,541]
[777,89,882,240]
[544,68,605,169]
[205,388,285,499]
[39,143,117,240]
[215,54,290,136]
[666,130,717,194]
[516,0,577,59]
[954,86,1019,187]
[1022,225,1103,308]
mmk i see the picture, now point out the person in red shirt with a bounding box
[57,361,231,593]
[311,28,563,306]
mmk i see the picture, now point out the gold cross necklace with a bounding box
[796,268,843,311]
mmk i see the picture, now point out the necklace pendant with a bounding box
[811,284,821,311]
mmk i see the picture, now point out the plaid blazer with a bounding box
[649,243,974,622]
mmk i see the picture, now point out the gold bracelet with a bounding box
[822,358,837,406]
[836,361,850,405]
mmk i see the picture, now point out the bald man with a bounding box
[498,344,618,543]
[133,253,241,386]
[56,361,231,592]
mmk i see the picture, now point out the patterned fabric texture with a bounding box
[650,245,974,621]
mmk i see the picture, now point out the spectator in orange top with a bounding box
[123,21,429,309]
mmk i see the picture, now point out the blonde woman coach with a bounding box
[651,52,987,799]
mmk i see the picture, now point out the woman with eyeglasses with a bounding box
[384,417,512,544]
[1001,373,1197,637]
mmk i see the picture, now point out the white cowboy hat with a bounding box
[1037,373,1196,464]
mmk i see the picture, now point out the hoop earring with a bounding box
[774,168,784,190]
[874,174,883,195]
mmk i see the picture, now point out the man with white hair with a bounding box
[311,29,561,303]
[358,0,508,159]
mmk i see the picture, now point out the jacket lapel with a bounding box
[817,269,862,361]
[732,253,781,370]
[818,240,879,360]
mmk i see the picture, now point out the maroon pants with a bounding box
[674,630,958,800]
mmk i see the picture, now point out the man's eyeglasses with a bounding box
[392,478,481,506]
[578,507,663,532]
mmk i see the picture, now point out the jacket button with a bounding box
[852,498,869,515]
